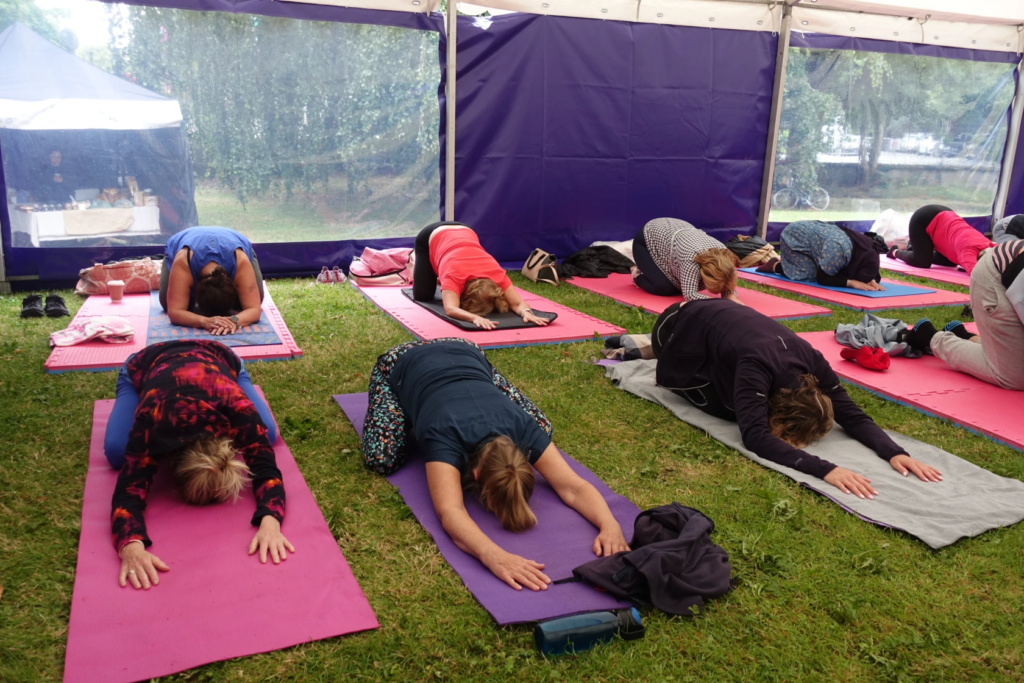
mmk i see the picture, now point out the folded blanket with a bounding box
[50,316,135,347]
[605,358,1024,549]
[835,313,918,357]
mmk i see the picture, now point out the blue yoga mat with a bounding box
[740,269,935,298]
[147,292,283,346]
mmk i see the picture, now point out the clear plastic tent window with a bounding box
[1,4,441,249]
[769,47,1017,223]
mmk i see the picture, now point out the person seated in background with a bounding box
[906,240,1024,391]
[361,338,629,591]
[161,226,265,335]
[37,149,74,202]
[104,340,289,590]
[992,214,1024,245]
[760,220,884,291]
[652,298,943,498]
[412,221,549,329]
[631,217,743,303]
[889,205,993,275]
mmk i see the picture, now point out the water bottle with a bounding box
[534,608,645,656]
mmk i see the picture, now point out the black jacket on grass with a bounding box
[655,299,905,478]
[569,503,731,616]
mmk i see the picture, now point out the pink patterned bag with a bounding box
[349,247,414,287]
[75,258,162,296]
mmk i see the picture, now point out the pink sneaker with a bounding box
[316,266,332,284]
[331,266,347,284]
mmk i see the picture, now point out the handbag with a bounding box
[522,248,559,285]
[349,247,414,286]
[75,257,162,296]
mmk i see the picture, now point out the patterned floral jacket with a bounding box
[111,340,284,551]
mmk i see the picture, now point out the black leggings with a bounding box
[412,221,472,302]
[632,226,680,296]
[896,205,956,269]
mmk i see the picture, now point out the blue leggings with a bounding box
[103,358,278,469]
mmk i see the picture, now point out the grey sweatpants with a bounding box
[931,250,1024,390]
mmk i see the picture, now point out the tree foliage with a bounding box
[0,0,60,42]
[107,6,441,211]
[778,47,1016,191]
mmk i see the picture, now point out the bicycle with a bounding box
[772,179,830,212]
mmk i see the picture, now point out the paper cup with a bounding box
[108,280,125,302]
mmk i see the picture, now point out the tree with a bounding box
[0,0,60,42]
[107,6,441,214]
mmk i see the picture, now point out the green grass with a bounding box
[1,271,1021,682]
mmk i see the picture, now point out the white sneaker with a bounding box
[316,267,332,284]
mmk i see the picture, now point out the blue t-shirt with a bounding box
[390,343,550,471]
[165,227,255,285]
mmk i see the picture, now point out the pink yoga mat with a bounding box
[335,393,640,625]
[46,287,302,374]
[65,394,378,683]
[801,331,1022,452]
[880,259,971,288]
[354,284,625,348]
[737,271,969,311]
[566,273,831,320]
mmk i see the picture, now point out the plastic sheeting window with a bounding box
[769,48,1017,223]
[0,5,441,248]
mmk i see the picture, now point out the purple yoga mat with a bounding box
[334,393,640,624]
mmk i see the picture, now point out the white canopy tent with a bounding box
[0,22,183,131]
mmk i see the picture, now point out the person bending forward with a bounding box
[412,222,549,329]
[652,299,942,498]
[161,226,265,336]
[889,206,993,275]
[361,338,629,590]
[631,217,743,303]
[107,340,290,590]
[769,220,884,291]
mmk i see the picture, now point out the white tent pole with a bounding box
[992,55,1024,228]
[756,2,794,239]
[445,1,457,221]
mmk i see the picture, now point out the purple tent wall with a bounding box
[442,14,776,261]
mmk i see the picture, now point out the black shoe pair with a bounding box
[21,294,69,318]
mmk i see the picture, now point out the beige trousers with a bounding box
[931,250,1024,390]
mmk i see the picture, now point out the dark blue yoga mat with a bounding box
[739,268,935,297]
[147,292,283,347]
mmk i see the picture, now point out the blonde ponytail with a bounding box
[470,436,536,532]
[694,248,739,295]
[172,437,251,505]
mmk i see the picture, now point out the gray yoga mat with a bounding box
[605,359,1024,549]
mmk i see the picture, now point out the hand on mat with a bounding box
[472,315,499,330]
[823,467,877,499]
[484,548,550,591]
[593,524,630,557]
[249,516,296,564]
[119,543,169,590]
[847,279,885,291]
[890,454,943,482]
[522,310,550,326]
[203,316,237,336]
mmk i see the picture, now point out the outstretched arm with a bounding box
[426,461,550,591]
[502,287,550,326]
[165,256,234,334]
[441,289,499,329]
[533,444,629,557]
